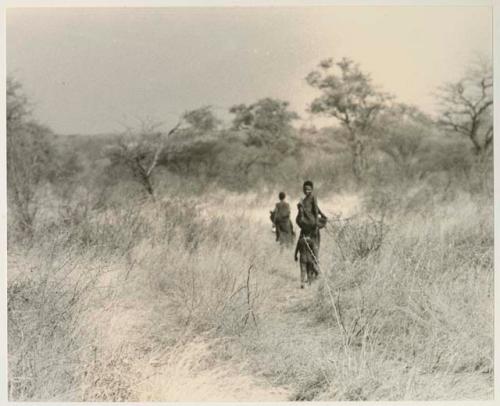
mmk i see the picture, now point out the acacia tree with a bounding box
[7,77,30,132]
[306,58,392,179]
[230,98,299,135]
[7,77,56,235]
[106,118,183,197]
[376,104,432,180]
[436,59,493,156]
[159,107,224,178]
[182,105,221,133]
[228,98,300,184]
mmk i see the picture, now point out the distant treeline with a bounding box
[7,57,492,234]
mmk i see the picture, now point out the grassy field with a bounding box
[7,186,493,401]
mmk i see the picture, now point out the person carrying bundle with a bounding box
[270,192,295,247]
[294,180,327,287]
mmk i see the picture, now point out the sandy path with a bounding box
[133,192,492,401]
[111,193,360,401]
[142,193,360,401]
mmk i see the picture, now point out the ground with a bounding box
[7,191,493,401]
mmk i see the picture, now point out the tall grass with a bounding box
[7,182,493,401]
[299,192,493,400]
[8,191,278,400]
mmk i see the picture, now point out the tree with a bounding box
[376,104,431,180]
[7,77,30,132]
[229,97,299,165]
[229,98,299,138]
[228,98,300,186]
[436,58,493,156]
[105,119,182,197]
[7,77,56,235]
[306,58,392,179]
[183,106,221,133]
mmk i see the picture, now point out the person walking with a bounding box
[296,180,327,254]
[271,192,295,247]
[294,232,319,288]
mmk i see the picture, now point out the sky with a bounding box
[6,6,493,134]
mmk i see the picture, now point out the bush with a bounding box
[8,251,104,400]
[311,197,493,400]
[326,213,387,262]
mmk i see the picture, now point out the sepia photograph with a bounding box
[4,1,495,402]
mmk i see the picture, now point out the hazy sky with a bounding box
[7,6,492,134]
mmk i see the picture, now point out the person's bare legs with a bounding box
[300,262,308,288]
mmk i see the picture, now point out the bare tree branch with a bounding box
[105,118,185,197]
[436,58,493,155]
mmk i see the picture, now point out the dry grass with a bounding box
[132,337,288,401]
[7,185,493,401]
[293,192,492,400]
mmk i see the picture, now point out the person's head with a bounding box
[279,191,286,201]
[303,180,314,196]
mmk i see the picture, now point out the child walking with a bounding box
[294,231,319,288]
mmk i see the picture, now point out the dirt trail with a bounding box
[133,193,360,401]
[133,258,324,402]
[136,192,493,402]
[178,194,358,400]
[244,261,339,400]
[134,340,291,402]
